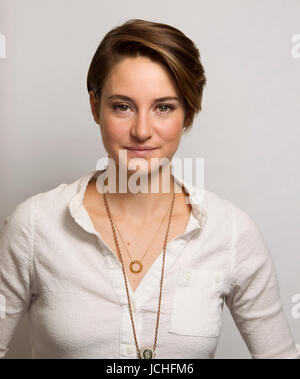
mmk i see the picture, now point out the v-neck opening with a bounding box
[70,167,207,306]
[129,204,197,298]
[81,194,197,300]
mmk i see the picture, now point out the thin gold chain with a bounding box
[108,198,173,266]
[103,189,176,358]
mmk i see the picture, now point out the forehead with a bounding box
[103,56,181,99]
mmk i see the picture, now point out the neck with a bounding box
[99,163,182,222]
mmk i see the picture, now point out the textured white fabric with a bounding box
[0,168,299,359]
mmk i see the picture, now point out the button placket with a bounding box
[119,302,143,358]
[131,301,136,313]
[101,246,144,359]
[121,343,137,358]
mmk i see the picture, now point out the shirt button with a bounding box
[183,272,191,285]
[131,303,136,312]
[215,275,220,284]
[126,346,133,355]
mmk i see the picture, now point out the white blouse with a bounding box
[0,168,299,359]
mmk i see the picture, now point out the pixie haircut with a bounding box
[87,19,207,133]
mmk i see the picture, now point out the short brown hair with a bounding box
[87,19,207,133]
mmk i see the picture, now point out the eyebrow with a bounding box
[107,94,181,104]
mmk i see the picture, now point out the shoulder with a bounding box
[200,190,272,283]
[1,171,95,232]
[201,188,259,230]
[198,188,264,248]
[0,195,35,260]
[1,196,34,242]
[33,170,97,212]
[196,188,235,231]
[206,190,269,261]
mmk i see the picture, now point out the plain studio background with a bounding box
[0,0,299,359]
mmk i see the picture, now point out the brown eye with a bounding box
[157,104,175,113]
[112,104,130,112]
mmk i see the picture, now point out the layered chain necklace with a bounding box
[108,198,173,274]
[103,190,176,359]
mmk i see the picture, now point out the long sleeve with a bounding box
[225,203,300,359]
[0,197,34,358]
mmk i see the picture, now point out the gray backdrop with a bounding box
[0,0,299,359]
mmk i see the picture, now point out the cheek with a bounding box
[100,107,126,139]
[158,118,183,141]
[101,109,184,142]
[102,117,128,142]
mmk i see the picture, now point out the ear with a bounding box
[89,90,100,124]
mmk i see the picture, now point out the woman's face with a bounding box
[89,56,186,176]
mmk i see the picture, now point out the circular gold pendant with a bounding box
[130,260,143,273]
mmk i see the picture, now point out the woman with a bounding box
[0,19,299,359]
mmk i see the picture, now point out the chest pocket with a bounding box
[168,269,224,338]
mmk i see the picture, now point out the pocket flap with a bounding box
[177,269,223,288]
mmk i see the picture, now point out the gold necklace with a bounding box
[108,199,173,274]
[103,190,176,359]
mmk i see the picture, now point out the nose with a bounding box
[130,111,154,141]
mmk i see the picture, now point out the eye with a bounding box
[112,104,130,112]
[157,104,175,113]
[111,103,175,114]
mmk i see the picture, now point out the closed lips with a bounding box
[126,147,157,150]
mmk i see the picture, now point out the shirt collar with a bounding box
[68,167,208,234]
